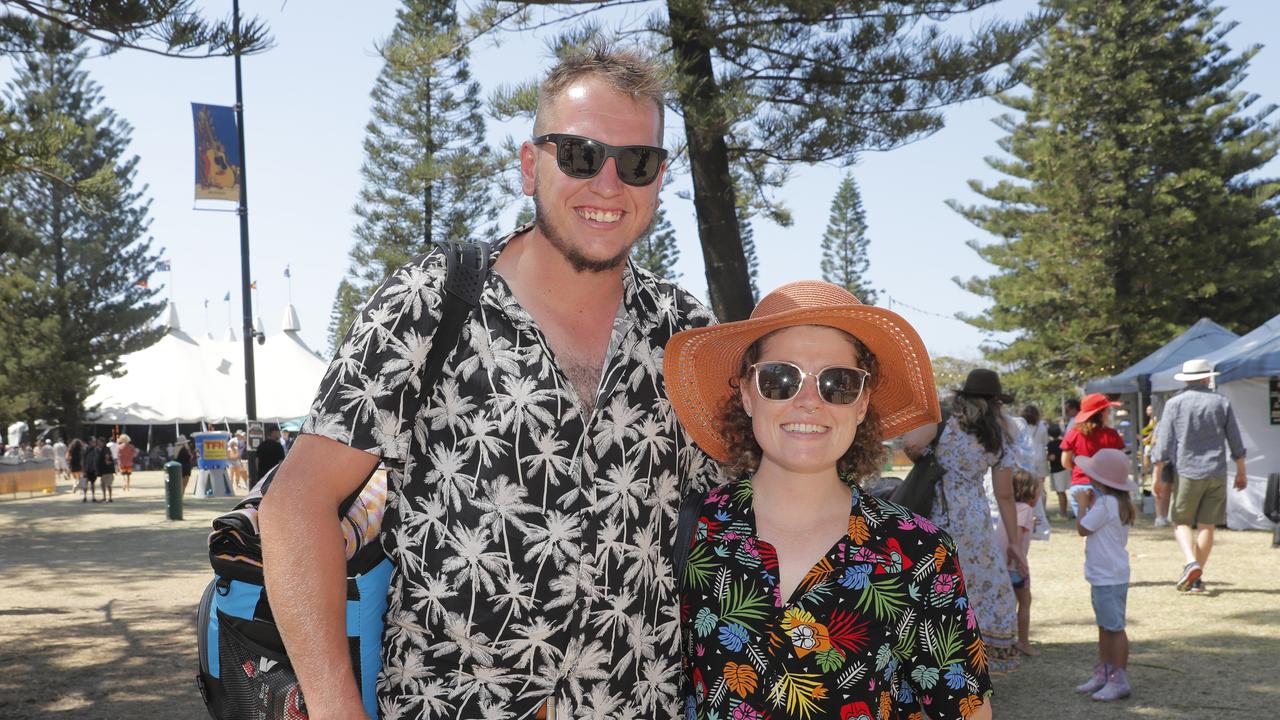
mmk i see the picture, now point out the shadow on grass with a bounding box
[994,629,1280,718]
[0,598,208,719]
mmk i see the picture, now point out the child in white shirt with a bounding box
[1072,448,1136,702]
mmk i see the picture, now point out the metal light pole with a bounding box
[233,0,260,485]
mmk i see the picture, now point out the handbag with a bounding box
[891,413,949,516]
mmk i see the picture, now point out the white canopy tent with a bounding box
[86,303,328,424]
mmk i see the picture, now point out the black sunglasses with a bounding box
[750,361,870,406]
[532,133,668,187]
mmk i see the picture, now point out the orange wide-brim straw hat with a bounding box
[664,280,941,464]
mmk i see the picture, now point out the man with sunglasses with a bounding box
[260,46,721,720]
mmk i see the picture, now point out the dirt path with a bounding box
[2,471,1277,718]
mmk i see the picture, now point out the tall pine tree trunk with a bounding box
[50,181,81,437]
[667,0,754,321]
[424,74,434,246]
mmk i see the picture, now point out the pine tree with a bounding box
[820,175,876,304]
[631,204,680,280]
[952,0,1280,400]
[327,0,501,351]
[0,24,163,432]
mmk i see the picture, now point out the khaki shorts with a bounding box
[98,472,115,489]
[1171,475,1226,527]
[1049,469,1072,493]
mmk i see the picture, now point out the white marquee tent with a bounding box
[1150,312,1280,530]
[86,303,328,424]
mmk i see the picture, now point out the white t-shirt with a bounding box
[1080,493,1130,586]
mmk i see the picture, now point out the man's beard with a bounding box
[533,194,646,274]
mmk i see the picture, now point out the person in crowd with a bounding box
[922,368,1026,673]
[256,427,286,479]
[95,436,117,502]
[1046,423,1071,518]
[67,438,84,494]
[1153,359,1247,593]
[1073,448,1137,702]
[1063,397,1082,433]
[1010,468,1040,657]
[667,280,995,719]
[1060,393,1125,518]
[227,430,248,491]
[1021,405,1050,481]
[116,434,136,492]
[258,46,721,719]
[279,430,293,453]
[80,438,100,503]
[53,436,68,483]
[175,436,194,495]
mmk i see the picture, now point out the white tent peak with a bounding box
[163,302,181,331]
[282,303,301,333]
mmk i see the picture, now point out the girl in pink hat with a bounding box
[1073,447,1138,702]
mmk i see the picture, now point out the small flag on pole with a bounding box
[283,265,291,278]
[223,291,231,302]
[250,280,257,290]
[156,260,172,272]
[136,279,149,289]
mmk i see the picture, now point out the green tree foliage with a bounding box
[0,1,270,186]
[820,174,876,304]
[0,24,163,433]
[952,0,1280,400]
[482,1,1050,320]
[632,203,681,280]
[327,0,502,351]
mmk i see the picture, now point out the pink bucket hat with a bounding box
[1073,448,1138,492]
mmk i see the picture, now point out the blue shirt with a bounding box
[1153,385,1245,480]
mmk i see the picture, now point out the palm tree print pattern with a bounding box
[681,477,993,720]
[303,229,722,719]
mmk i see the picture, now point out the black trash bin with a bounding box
[163,460,184,520]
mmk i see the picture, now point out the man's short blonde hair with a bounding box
[534,44,666,142]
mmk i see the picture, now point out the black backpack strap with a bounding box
[673,489,707,592]
[335,240,491,517]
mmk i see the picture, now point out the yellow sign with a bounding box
[203,439,228,461]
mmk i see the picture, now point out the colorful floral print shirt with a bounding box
[681,476,993,720]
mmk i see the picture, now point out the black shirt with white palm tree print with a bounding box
[303,226,722,719]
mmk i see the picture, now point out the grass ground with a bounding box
[1,470,1277,718]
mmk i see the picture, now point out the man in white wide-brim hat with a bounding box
[1152,358,1247,594]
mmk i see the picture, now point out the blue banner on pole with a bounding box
[192,103,241,201]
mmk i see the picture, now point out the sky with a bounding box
[4,0,1279,359]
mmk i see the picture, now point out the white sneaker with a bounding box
[1154,516,1171,528]
[1076,663,1108,694]
[1092,667,1131,701]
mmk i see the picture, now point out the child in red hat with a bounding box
[1060,393,1125,518]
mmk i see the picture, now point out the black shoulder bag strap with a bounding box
[330,239,491,516]
[673,489,706,592]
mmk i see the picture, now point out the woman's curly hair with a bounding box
[717,327,886,484]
